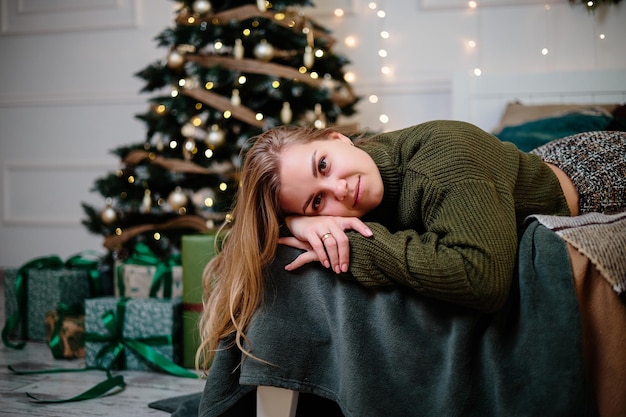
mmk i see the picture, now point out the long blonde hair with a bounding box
[196,125,339,371]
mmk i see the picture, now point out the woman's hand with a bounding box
[279,215,372,274]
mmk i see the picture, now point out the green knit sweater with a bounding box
[347,120,570,312]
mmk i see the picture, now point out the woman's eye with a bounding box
[318,156,327,174]
[312,194,322,210]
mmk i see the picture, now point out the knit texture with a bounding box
[347,120,569,312]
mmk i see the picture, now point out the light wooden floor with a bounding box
[0,271,205,417]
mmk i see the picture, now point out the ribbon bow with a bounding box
[116,243,181,298]
[84,298,196,378]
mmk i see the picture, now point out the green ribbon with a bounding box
[85,298,196,378]
[8,366,125,403]
[47,302,84,359]
[65,250,104,297]
[1,256,64,349]
[116,243,181,298]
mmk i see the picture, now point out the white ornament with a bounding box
[231,89,241,106]
[280,102,293,124]
[303,45,314,69]
[253,40,274,61]
[206,124,226,147]
[313,103,326,129]
[192,0,211,14]
[183,137,196,160]
[233,39,244,60]
[168,187,188,210]
[141,189,152,214]
[257,0,267,12]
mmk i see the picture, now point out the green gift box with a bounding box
[181,232,216,368]
[3,260,91,343]
[84,296,184,372]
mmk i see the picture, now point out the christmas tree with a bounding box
[82,0,358,262]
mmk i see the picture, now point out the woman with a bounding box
[197,120,626,370]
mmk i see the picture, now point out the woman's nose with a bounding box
[331,179,348,200]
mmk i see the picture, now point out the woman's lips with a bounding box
[353,176,361,207]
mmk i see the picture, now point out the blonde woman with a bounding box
[197,121,625,372]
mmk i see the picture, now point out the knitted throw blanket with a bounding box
[530,211,626,294]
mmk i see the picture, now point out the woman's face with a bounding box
[278,132,384,217]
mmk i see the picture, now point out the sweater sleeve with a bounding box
[347,178,518,313]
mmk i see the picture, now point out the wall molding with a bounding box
[0,0,141,35]
[3,160,114,226]
[0,91,146,107]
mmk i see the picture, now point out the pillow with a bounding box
[493,102,618,134]
[495,111,613,152]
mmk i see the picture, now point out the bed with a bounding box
[166,70,626,417]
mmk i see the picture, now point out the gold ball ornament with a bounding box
[168,187,189,210]
[253,40,274,61]
[206,124,226,147]
[192,0,212,14]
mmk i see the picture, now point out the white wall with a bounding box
[1,0,625,267]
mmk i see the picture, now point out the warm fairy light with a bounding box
[315,49,324,58]
[154,232,161,240]
[128,175,135,184]
[275,13,285,20]
[380,31,389,39]
[468,40,476,48]
[170,140,178,149]
[115,228,122,236]
[344,71,356,83]
[178,79,186,87]
[255,113,264,121]
[205,149,213,158]
[219,182,228,191]
[310,72,319,79]
[473,68,482,76]
[243,28,251,36]
[345,35,358,47]
[377,10,386,18]
[171,89,179,97]
[541,48,549,55]
[587,1,594,6]
[299,66,307,73]
[369,2,377,10]
[156,105,166,113]
[334,8,344,17]
[195,103,202,110]
[468,1,478,8]
[379,114,389,124]
[187,16,195,24]
[369,95,379,103]
[192,116,202,126]
[378,49,387,58]
[599,33,606,40]
[272,80,280,88]
[204,197,214,207]
[381,66,391,75]
[205,81,214,89]
[238,75,247,84]
[214,41,223,50]
[223,110,232,118]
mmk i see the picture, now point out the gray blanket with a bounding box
[197,220,597,417]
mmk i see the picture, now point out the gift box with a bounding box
[3,260,92,343]
[181,232,216,368]
[45,305,85,359]
[114,243,182,299]
[84,296,183,372]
